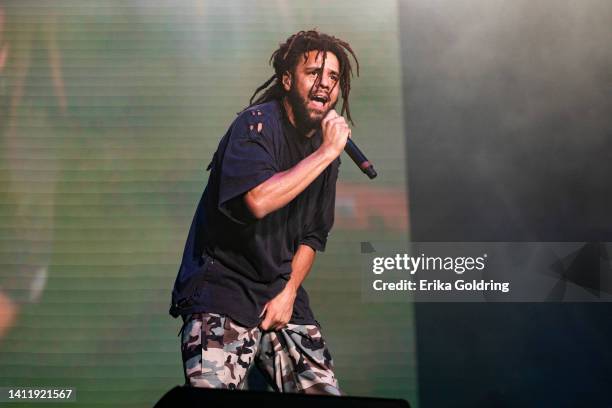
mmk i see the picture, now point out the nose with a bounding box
[318,72,331,90]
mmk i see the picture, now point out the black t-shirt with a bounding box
[169,100,340,328]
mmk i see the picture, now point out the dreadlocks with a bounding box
[247,30,359,124]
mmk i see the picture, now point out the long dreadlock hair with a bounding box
[247,30,359,124]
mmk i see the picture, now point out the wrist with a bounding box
[285,280,299,295]
[318,143,341,162]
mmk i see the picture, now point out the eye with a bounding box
[330,74,339,82]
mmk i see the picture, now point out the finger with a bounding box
[260,315,272,331]
[322,109,338,127]
[270,321,285,331]
[276,320,289,331]
[329,116,346,125]
[325,109,339,120]
[330,116,349,127]
[327,117,347,130]
[327,112,344,122]
[265,318,282,332]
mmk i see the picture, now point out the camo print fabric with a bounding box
[180,312,341,395]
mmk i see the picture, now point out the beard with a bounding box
[286,85,336,132]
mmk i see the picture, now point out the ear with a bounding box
[281,70,292,92]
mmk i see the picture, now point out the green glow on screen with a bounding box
[0,1,417,406]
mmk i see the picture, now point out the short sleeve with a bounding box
[300,158,340,252]
[217,114,278,223]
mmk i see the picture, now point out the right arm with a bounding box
[244,110,350,219]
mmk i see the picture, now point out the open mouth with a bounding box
[309,94,329,109]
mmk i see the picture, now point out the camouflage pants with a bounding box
[180,312,341,395]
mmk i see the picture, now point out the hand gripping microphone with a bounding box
[345,138,377,179]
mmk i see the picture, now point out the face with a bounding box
[282,50,341,130]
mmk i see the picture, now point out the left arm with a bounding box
[259,244,316,331]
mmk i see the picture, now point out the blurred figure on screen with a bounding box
[169,29,359,393]
[0,5,66,340]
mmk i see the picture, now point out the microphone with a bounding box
[344,138,377,179]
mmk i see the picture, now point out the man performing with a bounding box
[169,29,359,394]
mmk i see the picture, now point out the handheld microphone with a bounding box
[344,138,377,179]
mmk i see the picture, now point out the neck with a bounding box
[282,97,316,138]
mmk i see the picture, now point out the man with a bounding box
[169,30,359,394]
